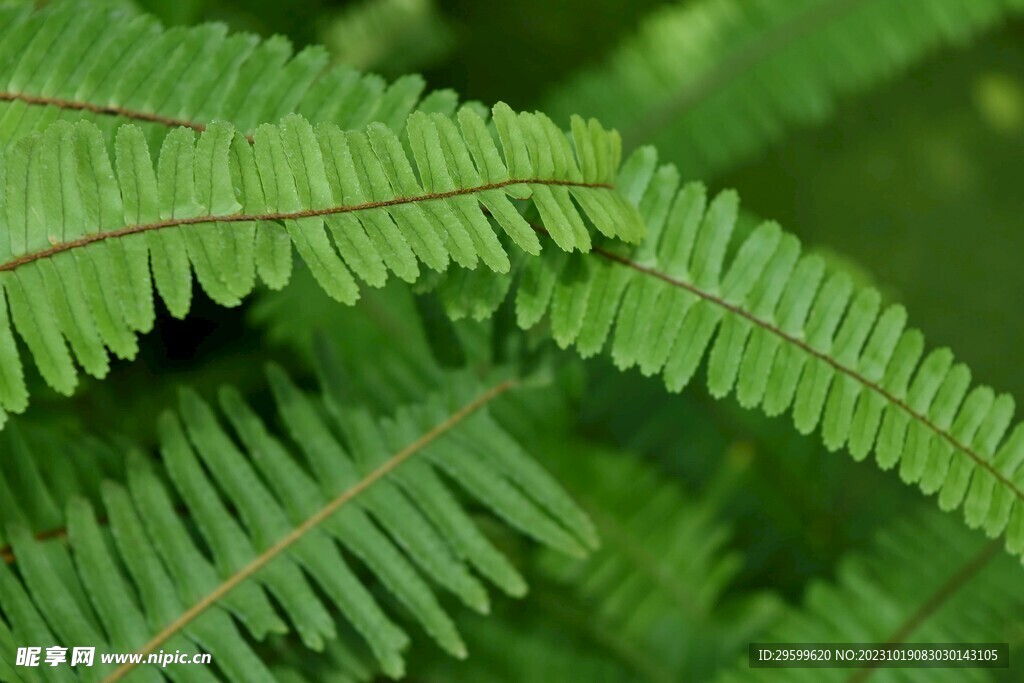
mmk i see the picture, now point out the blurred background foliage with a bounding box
[16,0,1024,679]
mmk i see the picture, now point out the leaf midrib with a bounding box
[0,177,612,275]
[512,215,1024,510]
[0,91,209,134]
[844,539,1001,683]
[102,378,517,683]
[587,241,1024,506]
[2,0,869,151]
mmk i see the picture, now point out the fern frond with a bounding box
[432,145,1024,568]
[0,106,641,427]
[0,0,435,149]
[545,0,1024,178]
[422,443,779,683]
[540,442,740,619]
[716,507,1024,682]
[0,365,596,679]
[534,443,759,680]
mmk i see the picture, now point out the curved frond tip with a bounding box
[437,145,1024,566]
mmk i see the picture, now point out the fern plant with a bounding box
[0,355,596,680]
[0,99,640,421]
[1,0,1023,680]
[544,0,1024,178]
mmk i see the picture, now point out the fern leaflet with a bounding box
[418,443,778,683]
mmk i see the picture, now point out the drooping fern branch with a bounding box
[545,0,1024,178]
[715,507,1024,683]
[0,360,596,680]
[428,146,1024,568]
[0,105,641,426]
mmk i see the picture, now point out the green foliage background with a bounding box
[2,0,1024,681]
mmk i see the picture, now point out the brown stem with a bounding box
[507,214,1023,508]
[0,178,610,274]
[0,92,211,134]
[582,240,1024,505]
[844,539,1001,683]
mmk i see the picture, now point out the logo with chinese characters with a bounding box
[16,646,95,667]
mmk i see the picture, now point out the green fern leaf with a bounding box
[318,0,454,77]
[535,443,752,680]
[268,636,376,683]
[430,145,1024,568]
[0,0,434,150]
[0,366,596,679]
[545,0,1024,178]
[715,507,1024,682]
[420,443,779,683]
[0,107,641,426]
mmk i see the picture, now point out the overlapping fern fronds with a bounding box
[546,0,1024,178]
[429,145,1024,567]
[0,0,1020,681]
[0,103,641,426]
[0,361,596,680]
[716,507,1024,682]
